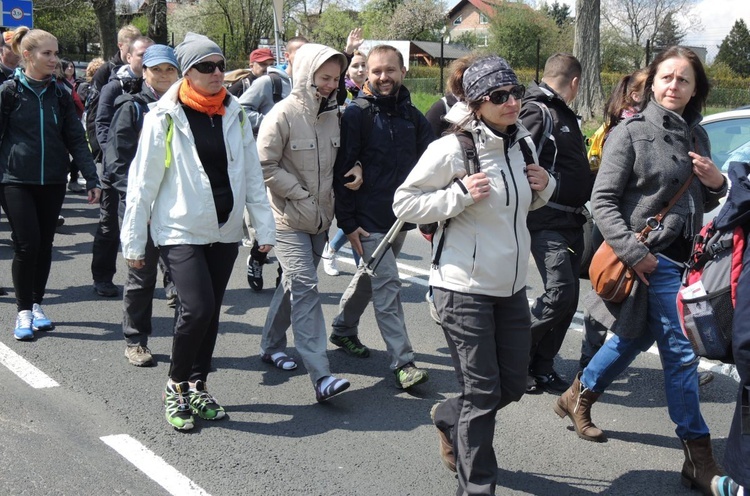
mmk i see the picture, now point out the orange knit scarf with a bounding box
[178,79,227,116]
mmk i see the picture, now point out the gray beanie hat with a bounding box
[463,55,519,102]
[175,32,224,74]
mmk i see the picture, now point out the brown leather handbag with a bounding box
[589,174,694,303]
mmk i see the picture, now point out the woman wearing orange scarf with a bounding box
[121,33,275,431]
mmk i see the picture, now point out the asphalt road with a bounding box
[0,192,740,496]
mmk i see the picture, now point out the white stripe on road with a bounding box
[0,341,59,388]
[101,434,210,496]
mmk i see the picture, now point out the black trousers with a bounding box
[91,177,119,284]
[528,227,584,375]
[432,287,531,496]
[161,243,237,383]
[0,183,66,311]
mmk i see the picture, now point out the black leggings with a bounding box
[160,243,238,383]
[0,183,66,312]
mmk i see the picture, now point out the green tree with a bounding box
[600,27,643,72]
[310,6,358,49]
[488,2,561,69]
[540,0,571,29]
[35,0,99,58]
[715,19,750,78]
[652,12,684,49]
[360,0,393,39]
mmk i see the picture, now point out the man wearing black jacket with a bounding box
[520,53,592,394]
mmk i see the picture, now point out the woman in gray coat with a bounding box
[553,47,726,495]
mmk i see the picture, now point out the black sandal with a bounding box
[315,376,350,403]
[260,353,298,371]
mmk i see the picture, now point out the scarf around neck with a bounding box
[179,79,226,116]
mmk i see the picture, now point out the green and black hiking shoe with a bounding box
[395,362,429,389]
[163,381,194,431]
[188,380,226,420]
[329,334,371,358]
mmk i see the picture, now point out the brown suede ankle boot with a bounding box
[553,371,606,442]
[681,436,723,495]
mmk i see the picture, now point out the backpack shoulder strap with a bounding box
[527,100,556,171]
[0,79,18,141]
[454,130,479,175]
[516,136,536,166]
[269,72,283,103]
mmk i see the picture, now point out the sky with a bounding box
[548,0,750,62]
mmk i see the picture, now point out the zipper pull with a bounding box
[500,170,509,206]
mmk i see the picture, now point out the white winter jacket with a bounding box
[120,80,275,260]
[393,102,555,297]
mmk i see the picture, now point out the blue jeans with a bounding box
[581,255,710,440]
[330,228,361,266]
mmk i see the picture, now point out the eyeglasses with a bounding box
[484,85,525,105]
[192,60,226,74]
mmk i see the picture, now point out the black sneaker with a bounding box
[329,334,370,358]
[94,281,119,297]
[533,370,570,394]
[247,255,263,292]
[395,362,429,389]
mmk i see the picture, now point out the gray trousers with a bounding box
[432,287,531,496]
[331,231,414,370]
[260,230,331,383]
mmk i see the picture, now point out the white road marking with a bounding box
[0,342,59,388]
[101,434,211,496]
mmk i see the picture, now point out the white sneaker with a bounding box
[322,242,339,276]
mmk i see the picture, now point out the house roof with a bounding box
[410,41,472,60]
[447,0,505,18]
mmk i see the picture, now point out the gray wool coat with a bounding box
[584,100,728,338]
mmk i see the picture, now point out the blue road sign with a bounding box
[2,0,33,29]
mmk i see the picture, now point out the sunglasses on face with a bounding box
[192,60,226,74]
[484,85,525,105]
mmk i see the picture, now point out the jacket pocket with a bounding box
[282,195,320,232]
[290,138,317,171]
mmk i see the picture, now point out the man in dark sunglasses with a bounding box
[519,53,593,396]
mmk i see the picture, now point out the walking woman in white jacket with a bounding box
[393,56,555,496]
[120,33,275,431]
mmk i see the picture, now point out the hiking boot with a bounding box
[125,345,154,367]
[188,380,226,420]
[553,371,605,442]
[329,334,370,358]
[322,242,340,276]
[533,370,570,394]
[163,381,194,431]
[711,475,741,496]
[94,281,119,297]
[681,435,723,494]
[430,403,456,472]
[526,375,542,394]
[57,215,65,227]
[315,375,350,403]
[14,310,34,341]
[699,371,714,387]
[247,255,263,292]
[395,362,429,389]
[31,303,54,331]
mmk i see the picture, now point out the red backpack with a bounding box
[677,220,745,363]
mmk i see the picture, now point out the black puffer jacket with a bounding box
[520,81,592,231]
[0,72,99,189]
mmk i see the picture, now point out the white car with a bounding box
[701,107,750,221]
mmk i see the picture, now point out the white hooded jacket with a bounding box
[393,102,555,297]
[120,81,275,260]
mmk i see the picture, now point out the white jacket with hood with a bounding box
[257,43,348,235]
[393,102,556,297]
[120,80,275,260]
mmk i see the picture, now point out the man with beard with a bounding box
[329,45,435,389]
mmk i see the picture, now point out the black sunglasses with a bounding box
[192,60,226,74]
[484,85,525,105]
